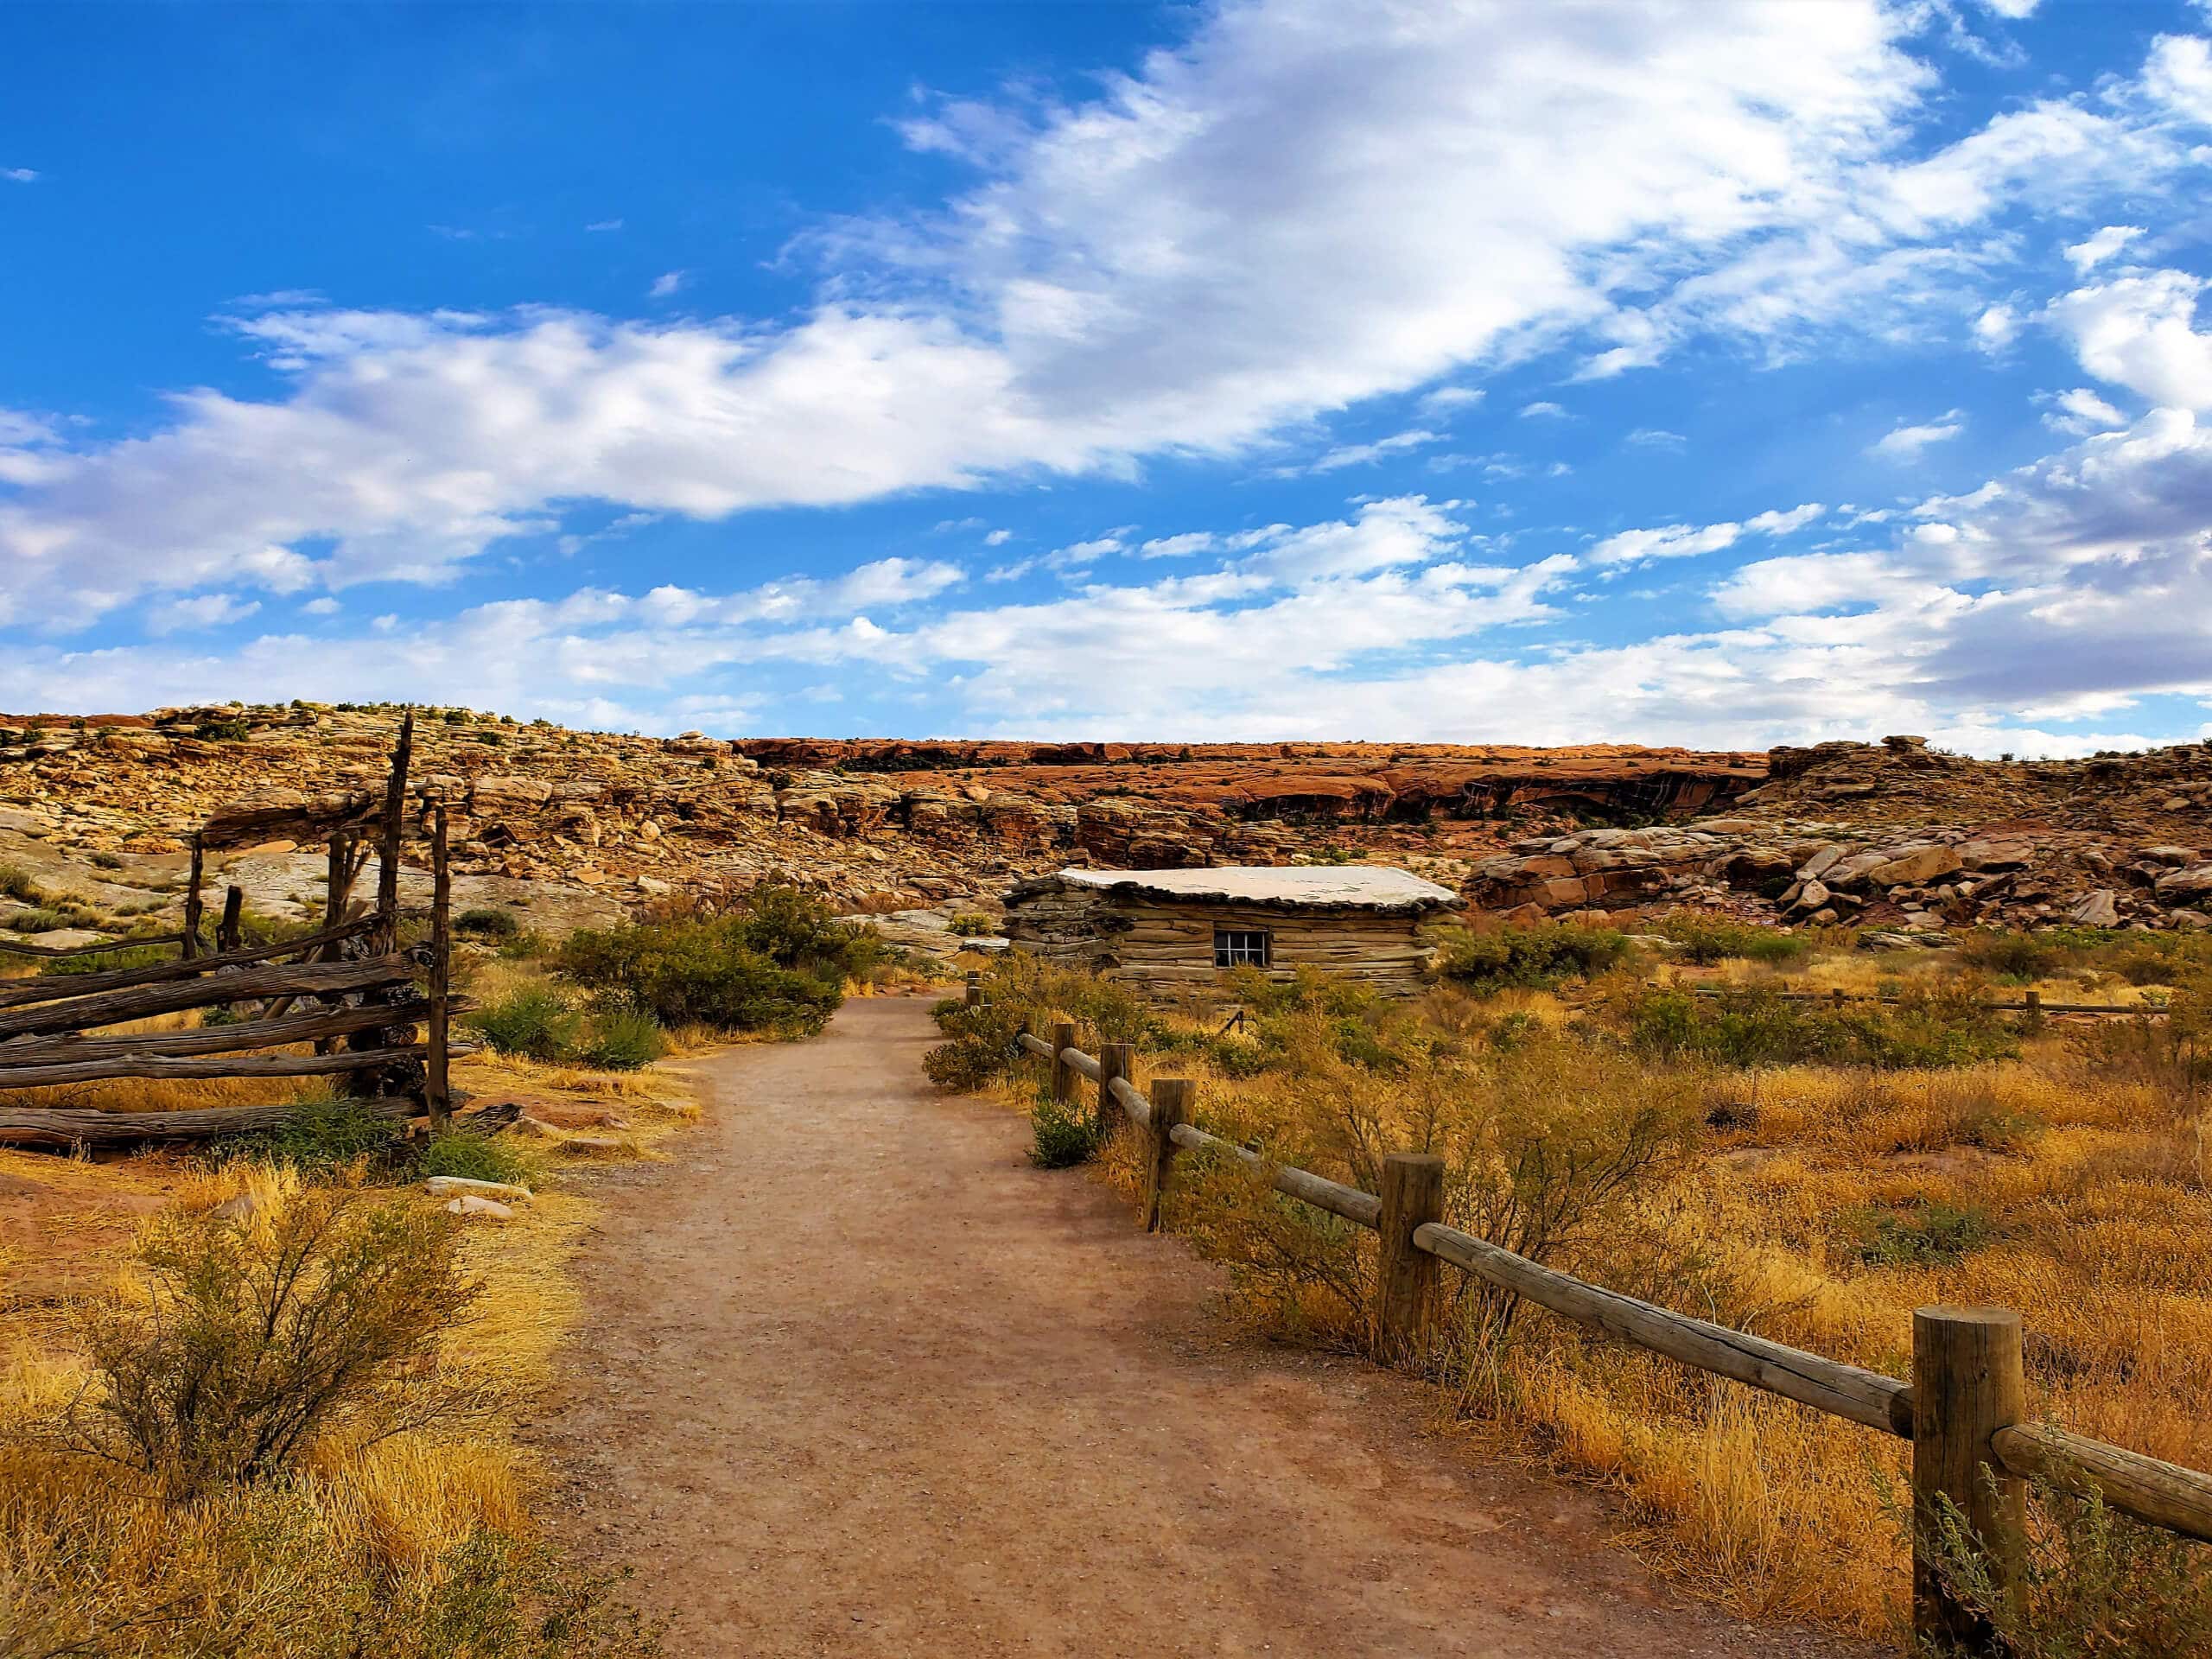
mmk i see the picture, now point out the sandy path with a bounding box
[532,995,1868,1658]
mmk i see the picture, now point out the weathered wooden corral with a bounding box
[1002,866,1459,996]
[0,713,488,1149]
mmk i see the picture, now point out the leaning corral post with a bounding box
[1374,1152,1446,1362]
[372,709,413,954]
[216,885,244,955]
[1096,1042,1134,1137]
[1050,1020,1077,1108]
[1913,1306,2026,1654]
[1143,1077,1192,1232]
[426,803,452,1133]
[181,836,205,958]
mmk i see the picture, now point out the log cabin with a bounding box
[1001,866,1460,996]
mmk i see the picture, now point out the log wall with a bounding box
[1006,887,1433,995]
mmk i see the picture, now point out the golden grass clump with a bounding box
[948,937,2212,1644]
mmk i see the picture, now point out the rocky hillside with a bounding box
[1467,735,2212,939]
[0,704,1762,951]
[4,707,2207,955]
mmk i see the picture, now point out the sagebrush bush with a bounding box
[1627,985,2018,1069]
[556,880,880,1038]
[576,1007,667,1071]
[61,1191,486,1500]
[1651,910,1809,966]
[0,860,44,903]
[454,906,523,940]
[417,1130,535,1186]
[946,911,999,937]
[924,996,1024,1090]
[469,986,584,1062]
[1433,923,1632,989]
[208,1087,404,1173]
[1029,1091,1100,1168]
[1913,1477,2212,1658]
[1955,928,2075,982]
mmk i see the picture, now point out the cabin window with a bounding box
[1213,928,1271,969]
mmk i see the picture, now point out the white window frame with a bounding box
[1213,927,1272,969]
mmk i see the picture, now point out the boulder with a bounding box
[1866,845,1962,887]
[2067,889,2120,928]
[424,1175,533,1204]
[2153,865,2212,906]
[443,1195,515,1221]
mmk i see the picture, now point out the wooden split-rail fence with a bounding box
[1681,984,2169,1018]
[973,972,2212,1653]
[0,713,471,1148]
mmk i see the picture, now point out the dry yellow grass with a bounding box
[976,950,2212,1642]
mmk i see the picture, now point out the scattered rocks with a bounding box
[424,1175,532,1204]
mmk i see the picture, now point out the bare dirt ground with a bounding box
[530,996,1874,1658]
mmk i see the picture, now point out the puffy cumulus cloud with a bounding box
[0,0,1977,625]
[2041,386,2129,436]
[2047,269,2212,410]
[2145,31,2212,124]
[2064,224,2145,272]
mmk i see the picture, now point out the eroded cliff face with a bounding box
[0,710,1765,943]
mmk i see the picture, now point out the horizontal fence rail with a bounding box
[969,969,2212,1655]
[1678,984,2163,1018]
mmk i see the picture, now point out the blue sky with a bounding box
[4,0,2212,752]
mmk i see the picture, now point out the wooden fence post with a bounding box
[1375,1152,1446,1361]
[2024,988,2042,1019]
[426,804,451,1133]
[181,836,205,959]
[1832,987,1847,1008]
[1913,1306,2026,1654]
[372,710,413,954]
[216,885,244,955]
[1050,1020,1077,1108]
[1143,1078,1192,1232]
[1096,1042,1133,1136]
[964,969,982,1008]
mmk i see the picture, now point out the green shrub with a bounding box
[924,996,1025,1090]
[1955,928,2073,982]
[0,860,43,903]
[556,881,880,1038]
[1627,986,2018,1069]
[417,1129,535,1186]
[454,906,524,940]
[1845,1198,1994,1267]
[207,1090,404,1173]
[1029,1090,1100,1168]
[62,1191,480,1499]
[194,719,251,741]
[1433,924,1632,990]
[946,911,999,937]
[576,1007,667,1071]
[40,941,176,976]
[468,985,583,1062]
[1650,911,1808,966]
[1913,1475,2212,1658]
[3,906,75,933]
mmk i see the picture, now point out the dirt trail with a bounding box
[533,996,1868,1658]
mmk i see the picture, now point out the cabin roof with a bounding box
[1043,864,1459,912]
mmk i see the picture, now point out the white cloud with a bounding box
[148,594,261,635]
[1972,303,2020,352]
[983,528,1013,546]
[1745,503,1826,536]
[2047,269,2212,410]
[2064,225,2145,272]
[1626,428,1687,448]
[1416,386,1484,415]
[1297,428,1436,474]
[2,168,35,184]
[2145,32,2212,124]
[587,219,625,232]
[302,597,340,616]
[1870,410,1966,459]
[1593,502,1821,566]
[2041,386,2128,436]
[648,270,687,298]
[1519,401,1568,419]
